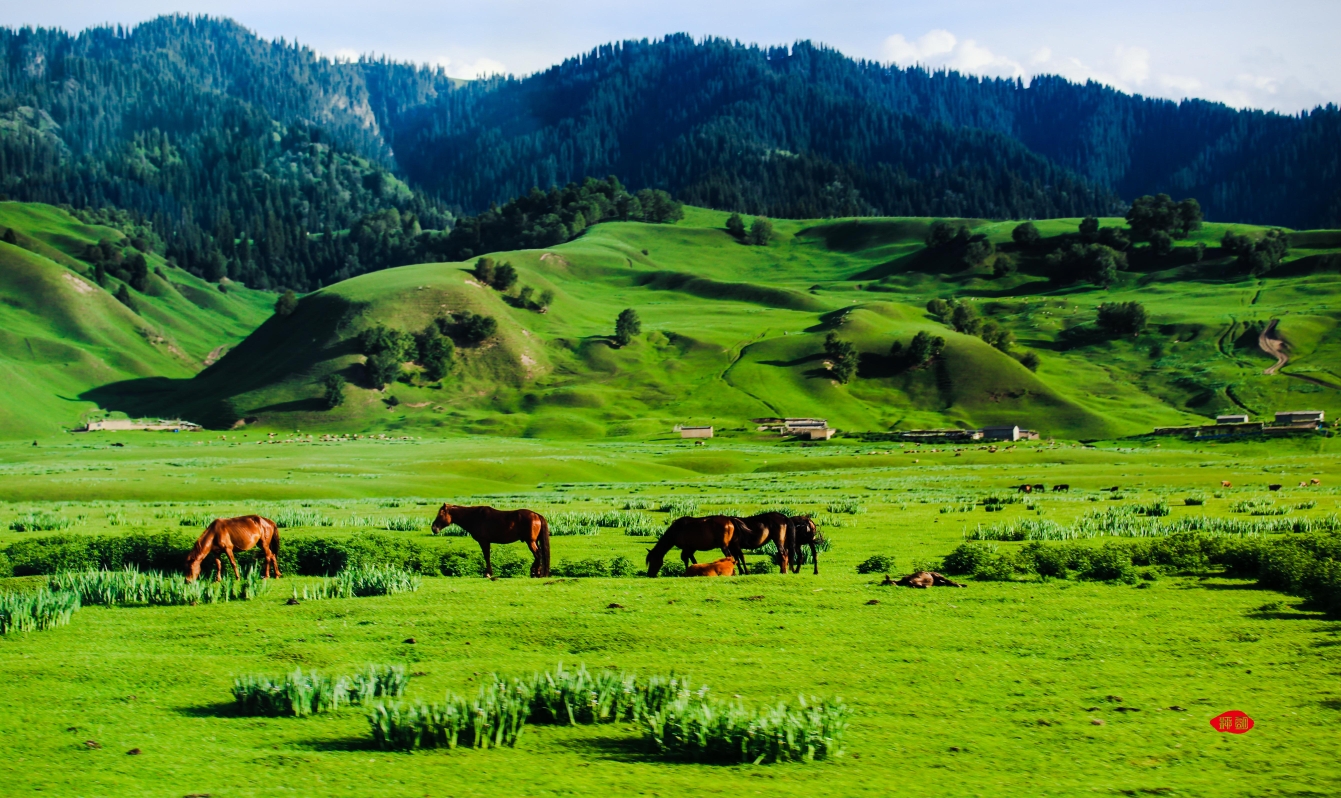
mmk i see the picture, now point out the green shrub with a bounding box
[645,694,849,763]
[233,665,408,717]
[0,587,81,634]
[855,554,897,574]
[1080,542,1139,583]
[294,564,421,600]
[0,551,11,579]
[438,548,484,577]
[9,512,75,532]
[5,532,197,576]
[1184,494,1207,506]
[942,542,1000,575]
[369,679,530,750]
[51,567,270,606]
[552,558,612,578]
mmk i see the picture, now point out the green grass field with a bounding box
[3,202,1341,795]
[1,435,1339,796]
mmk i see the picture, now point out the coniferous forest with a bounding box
[1,16,1338,290]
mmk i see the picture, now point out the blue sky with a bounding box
[7,1,1339,112]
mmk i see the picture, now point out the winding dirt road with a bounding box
[1258,319,1288,375]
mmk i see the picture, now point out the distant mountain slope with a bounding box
[1,17,1338,296]
[122,208,1341,441]
[0,202,273,437]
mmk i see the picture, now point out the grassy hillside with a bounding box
[0,202,275,438]
[139,207,1341,441]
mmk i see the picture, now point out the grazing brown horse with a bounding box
[646,516,741,577]
[185,515,280,582]
[431,504,550,578]
[788,515,821,575]
[729,512,792,574]
[685,558,736,577]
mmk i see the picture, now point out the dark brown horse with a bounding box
[185,515,280,582]
[646,515,741,577]
[431,504,551,578]
[729,512,791,574]
[788,515,821,575]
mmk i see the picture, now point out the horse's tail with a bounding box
[537,514,551,577]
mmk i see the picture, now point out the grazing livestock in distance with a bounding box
[186,515,280,582]
[685,558,735,577]
[789,515,822,575]
[1032,484,1045,492]
[646,515,742,577]
[888,571,966,588]
[729,512,792,574]
[1017,484,1033,493]
[1107,486,1121,492]
[1051,484,1070,492]
[431,504,551,578]
[1268,484,1283,491]
[1311,478,1322,486]
[1222,481,1233,488]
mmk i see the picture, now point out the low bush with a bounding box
[0,587,81,634]
[942,542,1000,575]
[550,556,637,579]
[1184,494,1207,506]
[293,564,421,600]
[52,567,270,606]
[6,531,199,576]
[233,665,408,717]
[645,694,849,763]
[369,679,530,750]
[855,554,897,574]
[9,512,75,532]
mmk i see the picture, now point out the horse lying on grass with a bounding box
[432,504,551,578]
[685,558,735,577]
[186,515,280,582]
[882,571,966,588]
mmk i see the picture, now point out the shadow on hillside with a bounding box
[251,397,327,414]
[758,353,825,368]
[80,377,192,418]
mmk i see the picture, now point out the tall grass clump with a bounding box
[0,588,80,634]
[644,694,849,763]
[369,679,530,750]
[659,498,700,517]
[51,567,269,606]
[271,509,334,528]
[293,564,421,600]
[233,665,408,717]
[547,512,601,536]
[826,499,865,515]
[176,511,216,527]
[9,512,74,532]
[379,516,424,532]
[1184,494,1207,506]
[519,664,694,725]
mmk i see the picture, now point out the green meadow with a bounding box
[1,434,1340,796]
[3,200,1341,795]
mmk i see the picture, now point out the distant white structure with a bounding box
[82,419,202,432]
[1275,410,1324,426]
[981,425,1021,442]
[1217,414,1250,424]
[678,426,714,439]
[752,417,836,439]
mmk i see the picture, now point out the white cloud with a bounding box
[882,29,1023,79]
[433,55,507,79]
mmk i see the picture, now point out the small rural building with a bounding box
[678,426,713,439]
[1217,414,1250,424]
[1274,410,1325,426]
[799,427,836,441]
[981,425,1021,442]
[1198,421,1265,438]
[82,419,202,432]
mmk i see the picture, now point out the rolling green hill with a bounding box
[0,202,275,438]
[129,207,1341,441]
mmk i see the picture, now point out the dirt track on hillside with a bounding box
[1258,319,1288,375]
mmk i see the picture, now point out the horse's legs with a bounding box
[811,543,819,575]
[682,549,694,569]
[776,531,789,574]
[480,541,493,579]
[213,554,223,582]
[223,544,240,580]
[526,537,540,578]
